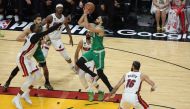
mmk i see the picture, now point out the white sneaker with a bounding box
[12,96,23,109]
[22,92,32,104]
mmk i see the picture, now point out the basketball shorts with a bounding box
[33,45,46,64]
[16,53,39,77]
[82,49,105,70]
[120,93,149,109]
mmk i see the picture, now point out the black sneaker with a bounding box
[44,83,53,90]
[2,82,10,92]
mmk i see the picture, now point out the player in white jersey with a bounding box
[74,31,104,101]
[12,23,61,109]
[106,61,156,109]
[41,4,75,72]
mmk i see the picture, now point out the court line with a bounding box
[105,46,190,71]
[149,104,176,109]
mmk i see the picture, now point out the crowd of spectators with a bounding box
[0,0,189,33]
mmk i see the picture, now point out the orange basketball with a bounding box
[85,2,95,14]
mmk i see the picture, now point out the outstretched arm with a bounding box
[141,74,156,91]
[110,74,125,95]
[64,21,74,46]
[16,28,31,42]
[30,23,62,44]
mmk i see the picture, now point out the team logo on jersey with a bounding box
[0,20,11,29]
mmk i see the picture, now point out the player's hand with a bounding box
[83,7,90,15]
[69,38,74,46]
[25,0,31,5]
[151,86,156,92]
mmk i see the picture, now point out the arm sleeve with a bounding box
[30,23,62,44]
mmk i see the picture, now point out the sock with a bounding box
[76,57,97,77]
[97,69,113,92]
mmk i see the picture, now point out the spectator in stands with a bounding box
[18,0,40,22]
[171,0,187,33]
[0,0,3,20]
[185,0,190,32]
[40,0,54,18]
[151,0,170,32]
[0,0,19,22]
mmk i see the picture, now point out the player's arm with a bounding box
[74,40,83,64]
[16,28,31,42]
[41,15,53,29]
[64,20,74,46]
[85,24,104,36]
[30,23,62,44]
[78,7,89,26]
[78,14,87,27]
[110,74,125,95]
[141,74,156,92]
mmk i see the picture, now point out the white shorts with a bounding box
[120,93,149,109]
[16,53,38,77]
[51,39,65,51]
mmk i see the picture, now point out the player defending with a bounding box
[76,7,113,92]
[74,31,104,101]
[106,61,156,109]
[41,4,75,72]
[12,23,62,109]
[2,14,53,91]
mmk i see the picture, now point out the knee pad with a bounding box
[76,57,86,67]
[39,61,46,67]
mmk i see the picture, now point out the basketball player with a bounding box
[12,23,62,109]
[106,61,156,109]
[2,14,53,91]
[41,4,75,72]
[76,8,113,92]
[74,31,104,101]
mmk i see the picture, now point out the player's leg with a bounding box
[33,45,53,90]
[76,51,97,77]
[41,40,51,58]
[2,66,19,92]
[86,61,104,101]
[78,69,94,101]
[137,95,149,109]
[94,50,113,92]
[51,39,76,72]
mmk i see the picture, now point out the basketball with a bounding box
[85,2,95,14]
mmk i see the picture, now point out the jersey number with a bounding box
[126,79,136,88]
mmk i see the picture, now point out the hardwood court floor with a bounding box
[0,30,190,109]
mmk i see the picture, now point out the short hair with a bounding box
[33,14,41,20]
[132,61,141,70]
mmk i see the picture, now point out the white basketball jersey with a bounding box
[81,38,91,54]
[124,71,142,94]
[19,33,39,59]
[48,13,65,40]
